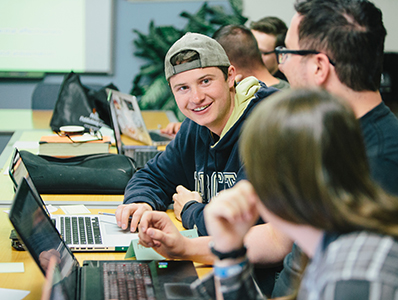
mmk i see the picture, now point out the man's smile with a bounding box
[192,103,211,112]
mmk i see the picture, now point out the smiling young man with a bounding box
[116,32,277,236]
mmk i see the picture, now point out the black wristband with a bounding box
[180,200,198,219]
[209,241,247,260]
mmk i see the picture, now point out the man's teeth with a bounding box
[193,104,210,112]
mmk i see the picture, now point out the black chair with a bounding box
[31,83,62,110]
[31,82,104,110]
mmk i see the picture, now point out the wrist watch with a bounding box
[209,241,247,260]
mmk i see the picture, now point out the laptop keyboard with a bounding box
[149,131,172,142]
[103,262,156,300]
[59,216,102,245]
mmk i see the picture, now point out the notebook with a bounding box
[9,172,135,252]
[10,177,200,300]
[107,89,174,147]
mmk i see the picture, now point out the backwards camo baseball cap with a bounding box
[164,32,230,81]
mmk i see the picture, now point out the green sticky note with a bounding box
[132,239,166,260]
[124,228,199,260]
[124,241,136,259]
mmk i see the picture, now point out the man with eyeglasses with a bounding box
[271,0,398,297]
[274,0,398,197]
[250,16,288,81]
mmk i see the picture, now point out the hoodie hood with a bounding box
[219,76,261,139]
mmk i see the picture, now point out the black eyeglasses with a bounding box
[261,50,275,56]
[274,46,336,66]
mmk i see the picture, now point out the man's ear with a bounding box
[313,53,332,86]
[227,65,237,88]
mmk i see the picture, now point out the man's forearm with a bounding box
[180,236,215,265]
[180,224,293,266]
[245,224,293,266]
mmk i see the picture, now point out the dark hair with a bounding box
[250,16,288,48]
[240,89,398,237]
[170,50,229,80]
[212,24,264,70]
[294,0,386,91]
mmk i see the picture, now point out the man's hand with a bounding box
[160,122,182,135]
[138,211,187,259]
[115,203,153,232]
[204,180,259,253]
[173,185,202,221]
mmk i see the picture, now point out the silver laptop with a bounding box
[10,177,200,300]
[9,153,135,252]
[107,89,175,146]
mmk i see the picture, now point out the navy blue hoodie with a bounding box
[123,77,278,236]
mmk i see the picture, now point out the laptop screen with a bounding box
[106,89,154,145]
[9,177,79,299]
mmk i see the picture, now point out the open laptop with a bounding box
[108,93,163,169]
[107,89,174,147]
[9,164,135,252]
[10,177,200,300]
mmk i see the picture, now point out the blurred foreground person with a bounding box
[196,88,398,300]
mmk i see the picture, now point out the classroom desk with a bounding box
[0,109,176,133]
[0,109,212,299]
[0,109,215,300]
[0,208,212,300]
[0,109,176,204]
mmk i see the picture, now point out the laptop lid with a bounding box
[41,256,72,300]
[108,90,162,169]
[11,174,135,252]
[9,177,80,299]
[107,89,173,146]
[108,89,124,155]
[8,147,29,191]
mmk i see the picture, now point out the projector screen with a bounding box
[0,0,113,77]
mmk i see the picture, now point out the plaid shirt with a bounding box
[298,231,398,300]
[191,231,398,300]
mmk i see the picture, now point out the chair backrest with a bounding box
[31,83,61,110]
[31,82,104,110]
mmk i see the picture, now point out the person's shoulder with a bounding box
[323,231,398,279]
[360,102,398,146]
[361,102,398,125]
[271,79,290,90]
[254,81,279,101]
[301,232,398,300]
